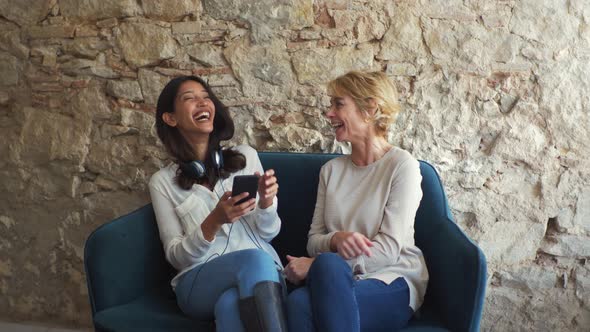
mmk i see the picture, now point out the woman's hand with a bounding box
[284,255,315,285]
[201,191,255,241]
[214,191,256,223]
[330,232,373,260]
[256,169,279,209]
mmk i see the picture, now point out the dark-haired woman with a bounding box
[148,76,287,332]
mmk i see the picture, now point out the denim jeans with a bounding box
[287,253,413,332]
[175,249,281,332]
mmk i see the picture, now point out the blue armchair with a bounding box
[84,152,486,331]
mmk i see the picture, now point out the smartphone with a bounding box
[231,175,258,205]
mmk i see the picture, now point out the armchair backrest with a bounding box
[259,152,339,265]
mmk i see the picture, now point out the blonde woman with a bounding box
[284,71,428,331]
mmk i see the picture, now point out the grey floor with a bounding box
[0,322,91,332]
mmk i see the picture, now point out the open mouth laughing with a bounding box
[193,110,211,122]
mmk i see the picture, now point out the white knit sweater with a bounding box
[307,147,428,311]
[149,145,282,289]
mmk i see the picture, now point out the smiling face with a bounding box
[326,94,372,143]
[162,80,215,141]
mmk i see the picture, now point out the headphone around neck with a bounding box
[179,149,224,179]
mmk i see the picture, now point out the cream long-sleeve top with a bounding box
[307,146,428,311]
[148,145,282,289]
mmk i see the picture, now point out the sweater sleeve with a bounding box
[149,176,214,271]
[307,164,338,256]
[358,157,423,273]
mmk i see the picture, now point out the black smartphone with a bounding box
[231,175,258,205]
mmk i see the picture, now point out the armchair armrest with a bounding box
[84,204,175,315]
[419,215,487,332]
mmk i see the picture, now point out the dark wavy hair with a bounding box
[155,75,245,190]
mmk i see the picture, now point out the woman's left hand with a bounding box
[256,169,278,209]
[284,255,315,285]
[330,231,373,259]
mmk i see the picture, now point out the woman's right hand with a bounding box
[284,255,315,285]
[330,231,373,259]
[201,191,256,241]
[213,191,256,224]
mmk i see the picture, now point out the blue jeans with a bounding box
[175,249,281,332]
[287,253,413,332]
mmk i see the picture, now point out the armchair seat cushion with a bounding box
[403,308,450,332]
[94,287,212,332]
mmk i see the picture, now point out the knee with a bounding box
[309,252,350,279]
[214,288,239,318]
[239,249,276,272]
[287,287,309,309]
[236,249,280,287]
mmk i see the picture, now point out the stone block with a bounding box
[120,108,153,132]
[224,37,295,101]
[96,18,119,29]
[0,53,20,86]
[386,62,418,76]
[425,7,477,21]
[60,0,142,20]
[377,7,426,62]
[499,266,558,293]
[63,38,112,59]
[331,10,355,30]
[0,30,30,59]
[205,74,240,87]
[482,12,508,29]
[75,26,99,38]
[69,83,114,121]
[19,107,91,166]
[493,35,520,63]
[573,189,590,233]
[575,266,590,302]
[292,45,373,84]
[27,25,76,39]
[115,22,177,67]
[106,80,143,102]
[355,13,387,43]
[268,124,323,151]
[510,0,578,49]
[0,0,50,26]
[186,43,226,67]
[0,91,10,105]
[172,21,202,35]
[202,0,313,42]
[138,69,170,106]
[299,29,321,40]
[141,0,200,19]
[322,0,348,9]
[541,234,590,258]
[60,59,119,79]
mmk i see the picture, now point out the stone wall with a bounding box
[0,0,588,330]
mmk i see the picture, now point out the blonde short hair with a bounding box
[327,71,401,137]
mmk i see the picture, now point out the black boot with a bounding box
[253,281,288,332]
[238,295,263,331]
[238,281,288,332]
